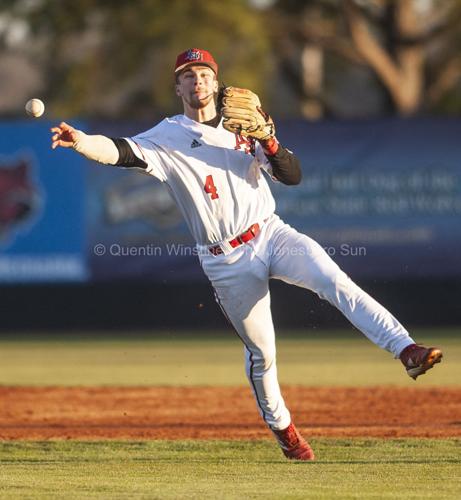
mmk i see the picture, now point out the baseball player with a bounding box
[51,48,443,461]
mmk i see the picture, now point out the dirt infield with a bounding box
[1,386,460,440]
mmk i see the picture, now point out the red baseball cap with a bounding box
[174,48,218,76]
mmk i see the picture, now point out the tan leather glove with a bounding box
[221,87,275,141]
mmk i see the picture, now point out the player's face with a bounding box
[175,66,218,109]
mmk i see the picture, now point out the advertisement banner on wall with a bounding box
[85,118,461,282]
[273,118,461,279]
[2,118,460,283]
[85,121,205,283]
[0,121,88,282]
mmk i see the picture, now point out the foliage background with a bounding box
[1,0,461,119]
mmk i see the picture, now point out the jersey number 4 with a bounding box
[204,175,219,199]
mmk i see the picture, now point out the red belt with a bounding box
[209,223,261,256]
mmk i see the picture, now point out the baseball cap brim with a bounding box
[174,61,218,75]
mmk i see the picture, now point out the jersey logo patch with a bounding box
[234,133,255,157]
[191,139,202,148]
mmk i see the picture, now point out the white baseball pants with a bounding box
[200,214,415,430]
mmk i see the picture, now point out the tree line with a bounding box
[1,0,461,119]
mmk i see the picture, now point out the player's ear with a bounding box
[212,78,219,93]
[174,72,183,97]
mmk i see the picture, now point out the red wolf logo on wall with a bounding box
[0,157,40,243]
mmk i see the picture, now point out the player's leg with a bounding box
[268,219,414,358]
[200,247,291,431]
[203,249,314,460]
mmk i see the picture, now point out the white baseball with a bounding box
[25,98,45,118]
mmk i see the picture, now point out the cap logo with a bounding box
[186,49,202,62]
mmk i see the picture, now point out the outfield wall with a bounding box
[1,118,460,329]
[1,279,460,331]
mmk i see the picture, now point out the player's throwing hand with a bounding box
[51,122,79,149]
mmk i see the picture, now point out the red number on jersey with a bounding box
[204,174,219,199]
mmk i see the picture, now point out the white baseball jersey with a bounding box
[124,114,276,246]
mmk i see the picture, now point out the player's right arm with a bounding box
[50,122,147,169]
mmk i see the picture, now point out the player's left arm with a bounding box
[259,138,302,186]
[221,87,302,186]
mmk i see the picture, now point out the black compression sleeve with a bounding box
[111,138,148,169]
[266,146,302,185]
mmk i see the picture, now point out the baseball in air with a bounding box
[25,98,45,118]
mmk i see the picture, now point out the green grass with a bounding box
[0,330,459,498]
[0,329,458,386]
[0,439,459,498]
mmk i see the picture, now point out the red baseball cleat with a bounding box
[272,422,315,461]
[400,343,443,380]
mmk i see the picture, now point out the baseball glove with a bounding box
[221,87,275,141]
